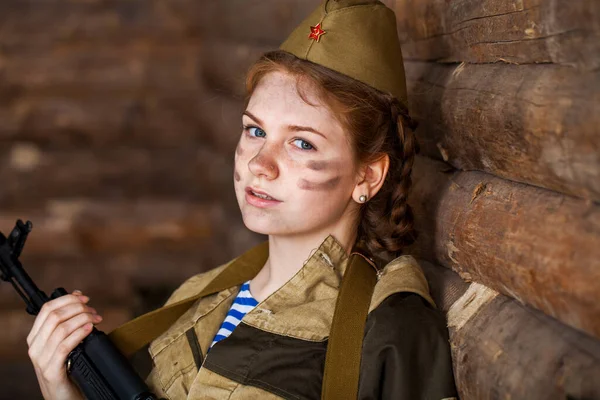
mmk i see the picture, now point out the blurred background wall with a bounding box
[0,1,317,397]
[1,0,599,399]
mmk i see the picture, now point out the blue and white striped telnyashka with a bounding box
[210,281,259,349]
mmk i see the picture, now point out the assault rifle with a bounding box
[0,219,164,400]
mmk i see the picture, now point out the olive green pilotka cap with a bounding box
[280,0,407,107]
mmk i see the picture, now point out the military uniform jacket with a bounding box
[145,235,458,399]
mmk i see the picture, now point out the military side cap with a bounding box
[280,0,407,107]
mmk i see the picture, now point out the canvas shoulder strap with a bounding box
[108,247,378,400]
[108,242,268,356]
[321,251,378,400]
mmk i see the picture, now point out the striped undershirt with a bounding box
[210,281,258,349]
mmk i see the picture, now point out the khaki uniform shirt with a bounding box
[145,234,458,399]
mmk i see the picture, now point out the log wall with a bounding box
[393,0,600,70]
[398,0,600,396]
[421,260,600,399]
[406,61,600,202]
[407,156,600,339]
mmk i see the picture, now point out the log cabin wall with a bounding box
[0,0,598,399]
[396,0,600,398]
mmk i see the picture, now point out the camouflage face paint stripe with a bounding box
[306,159,337,171]
[235,142,244,156]
[298,176,341,191]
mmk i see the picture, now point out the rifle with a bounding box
[0,219,164,400]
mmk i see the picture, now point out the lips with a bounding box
[245,186,281,202]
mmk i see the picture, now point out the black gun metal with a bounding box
[0,219,164,400]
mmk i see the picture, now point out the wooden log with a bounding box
[392,0,600,70]
[0,0,318,48]
[0,92,214,148]
[0,90,243,150]
[406,156,600,339]
[0,144,235,207]
[0,96,134,146]
[405,61,600,202]
[189,0,319,44]
[0,199,221,257]
[0,44,202,95]
[419,259,600,399]
[0,0,195,47]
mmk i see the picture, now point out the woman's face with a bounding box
[233,70,360,238]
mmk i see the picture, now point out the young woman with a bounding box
[26,1,458,399]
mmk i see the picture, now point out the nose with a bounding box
[248,145,279,180]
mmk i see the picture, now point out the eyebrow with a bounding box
[243,110,327,140]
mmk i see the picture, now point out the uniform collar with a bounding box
[301,234,350,274]
[235,233,351,279]
[238,234,352,341]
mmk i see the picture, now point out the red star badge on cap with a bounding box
[308,23,326,42]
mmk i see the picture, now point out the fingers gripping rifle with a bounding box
[0,220,164,400]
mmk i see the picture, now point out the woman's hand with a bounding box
[27,289,103,400]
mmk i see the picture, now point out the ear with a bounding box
[352,154,390,204]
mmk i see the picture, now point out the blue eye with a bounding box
[293,139,314,151]
[246,126,266,138]
[243,124,315,151]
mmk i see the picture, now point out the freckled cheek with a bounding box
[233,142,250,183]
[295,160,345,191]
[235,142,245,157]
[292,183,347,217]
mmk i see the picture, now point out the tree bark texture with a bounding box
[407,156,600,339]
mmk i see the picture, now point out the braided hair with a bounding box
[357,95,420,264]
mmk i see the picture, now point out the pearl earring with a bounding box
[359,195,368,203]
